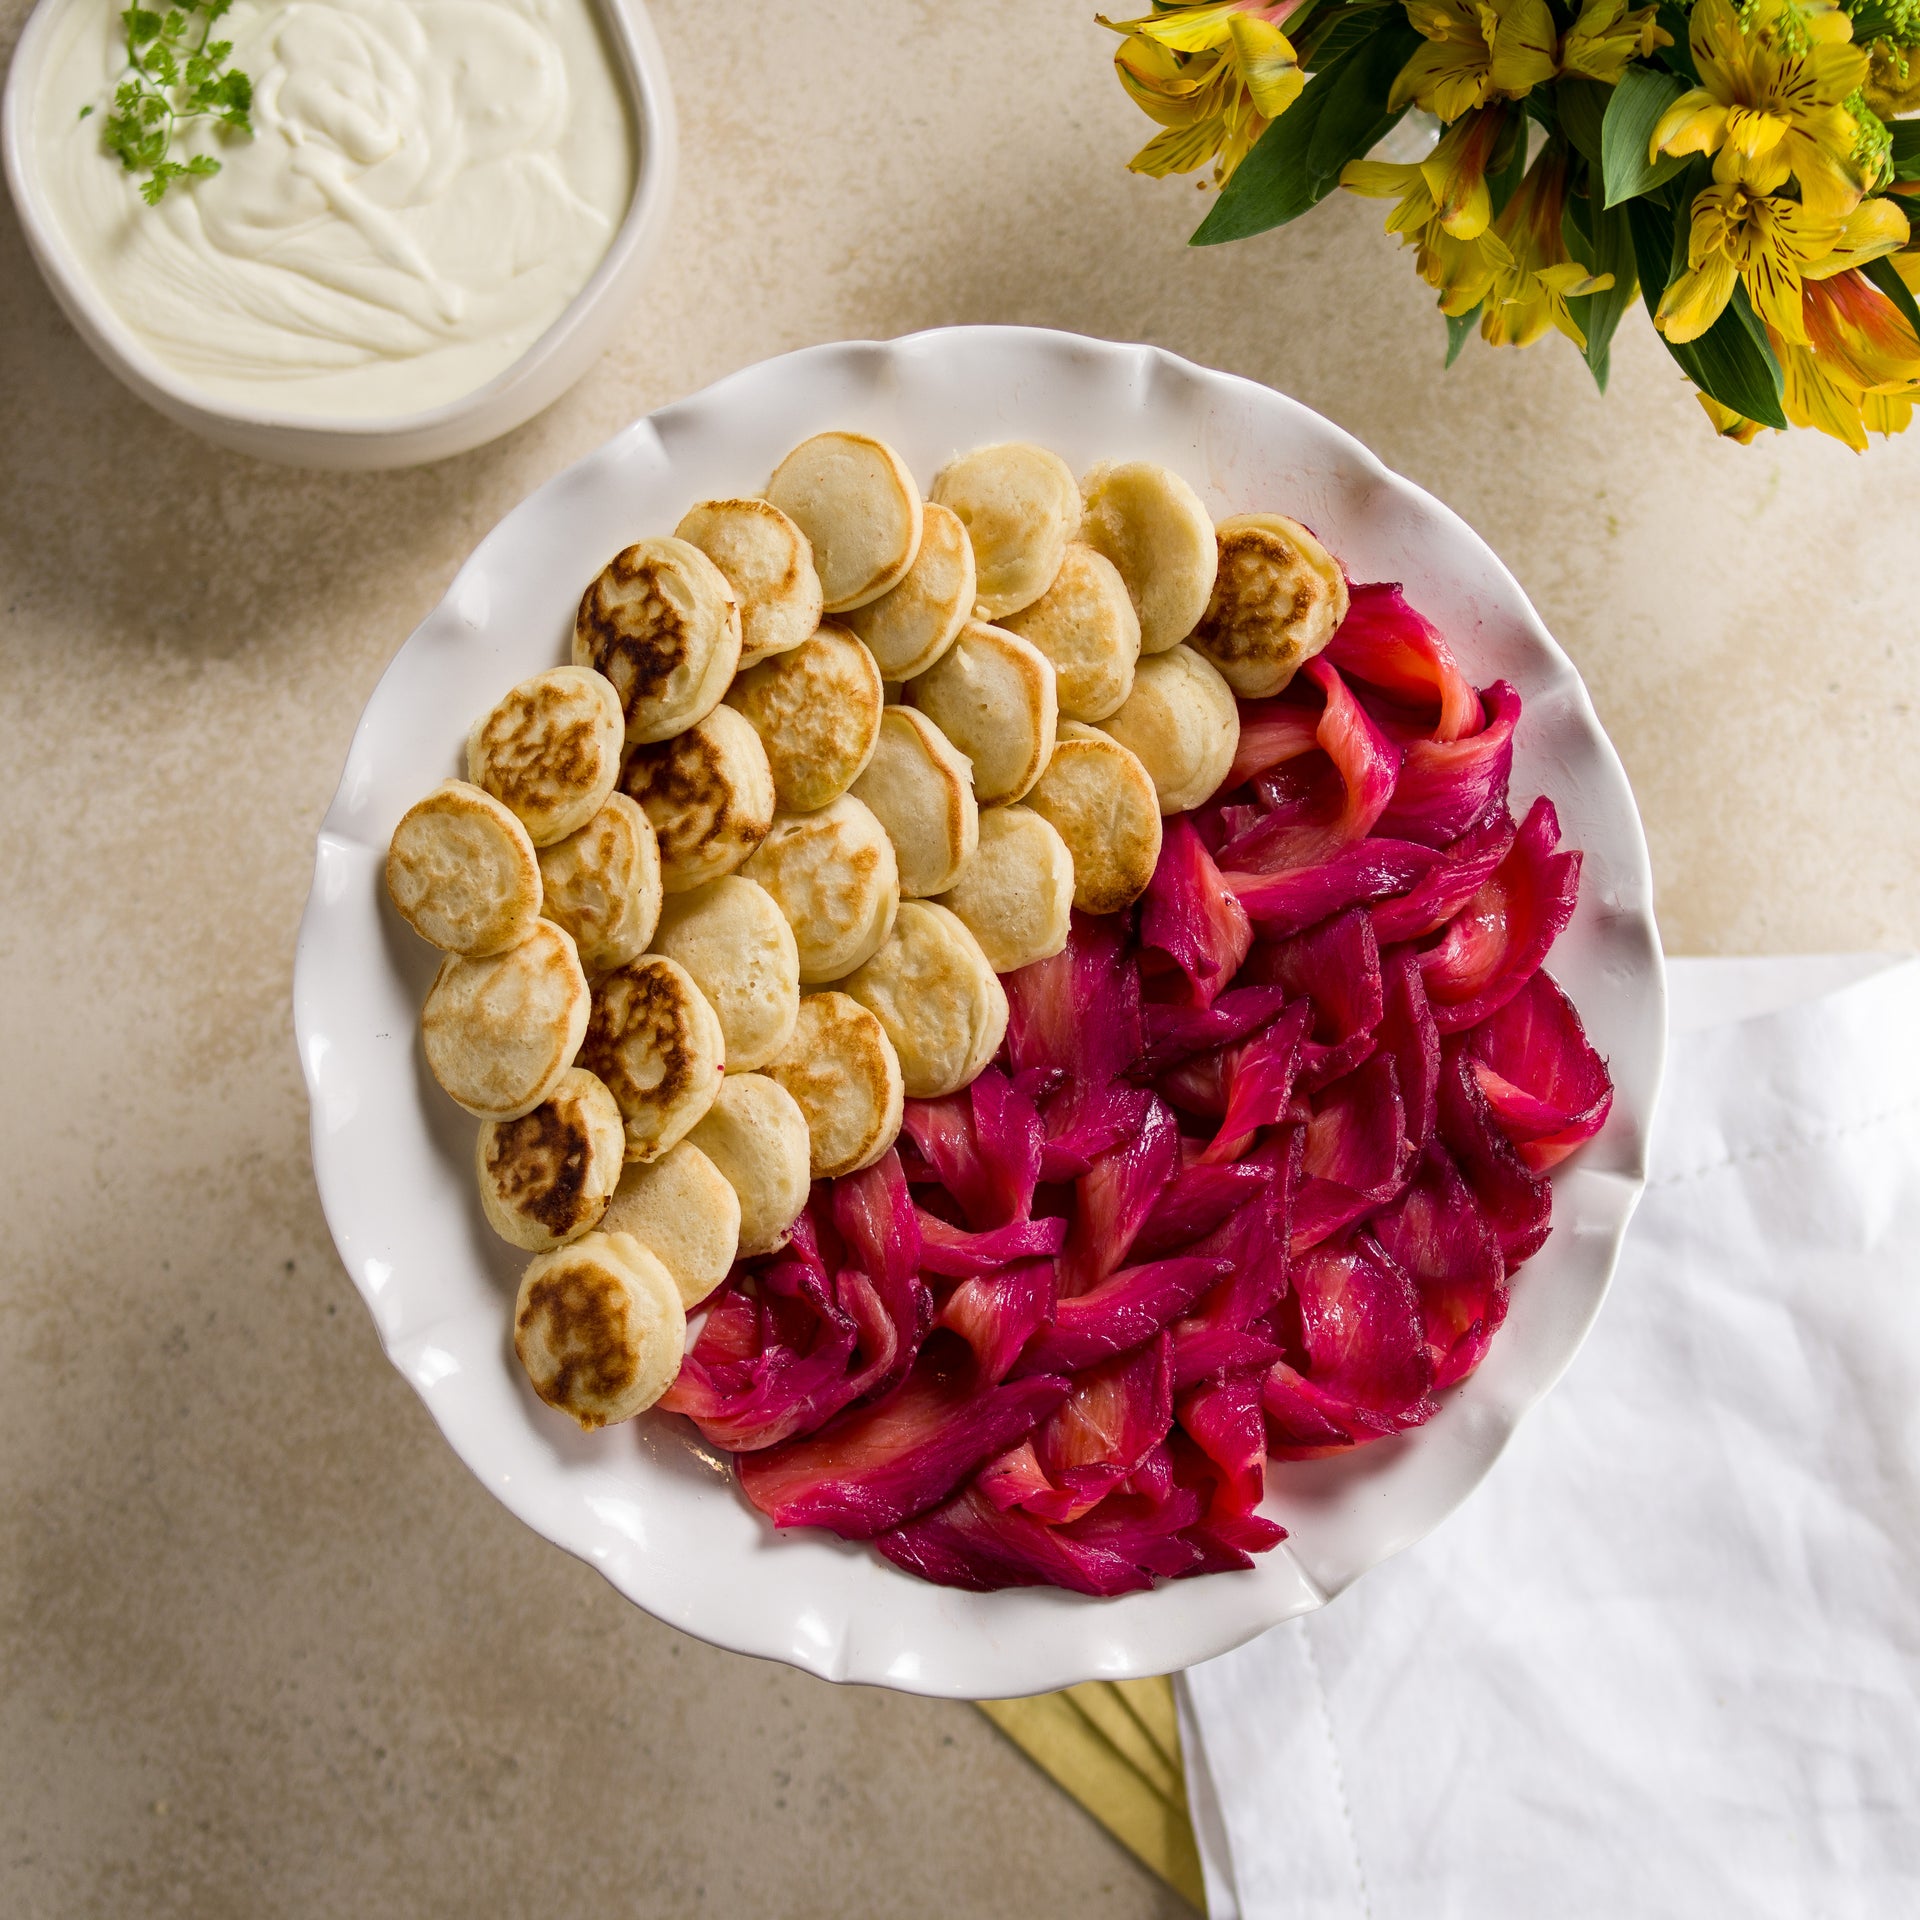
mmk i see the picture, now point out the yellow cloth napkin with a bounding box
[976,1678,1205,1910]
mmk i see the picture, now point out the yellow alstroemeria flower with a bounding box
[1694,393,1769,442]
[1341,108,1514,312]
[1557,0,1671,87]
[1390,0,1559,122]
[1650,0,1870,217]
[1480,144,1615,348]
[1773,269,1920,448]
[1342,103,1509,237]
[1106,2,1307,184]
[1802,262,1920,390]
[1865,40,1920,121]
[1656,148,1909,346]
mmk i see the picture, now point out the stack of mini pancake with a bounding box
[384,429,1347,1433]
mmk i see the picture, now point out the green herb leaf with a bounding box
[1192,20,1420,246]
[99,0,252,204]
[1601,64,1689,207]
[1626,190,1787,429]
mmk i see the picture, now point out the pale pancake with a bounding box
[763,991,905,1179]
[724,623,884,812]
[573,537,742,744]
[849,706,978,898]
[1097,644,1241,815]
[1000,543,1141,722]
[1023,721,1163,915]
[513,1231,686,1428]
[674,497,823,667]
[905,620,1058,806]
[475,1067,626,1253]
[578,954,726,1161]
[619,702,775,894]
[387,780,542,956]
[1078,460,1218,655]
[840,500,976,680]
[840,900,1007,1099]
[766,432,923,612]
[1190,512,1350,697]
[929,441,1080,620]
[742,794,901,984]
[649,876,801,1073]
[598,1141,741,1309]
[465,666,625,847]
[537,793,662,974]
[422,919,590,1121]
[686,1074,812,1257]
[935,803,1074,974]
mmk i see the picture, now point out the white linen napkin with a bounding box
[1177,954,1920,1920]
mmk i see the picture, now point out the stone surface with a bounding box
[2,2,1915,1915]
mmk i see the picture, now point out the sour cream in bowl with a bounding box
[2,0,676,467]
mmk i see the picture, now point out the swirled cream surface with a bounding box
[36,0,634,417]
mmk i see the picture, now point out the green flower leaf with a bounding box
[1864,254,1920,342]
[1191,20,1421,247]
[1889,119,1920,184]
[1557,76,1609,173]
[1564,189,1638,394]
[1445,304,1483,368]
[1601,65,1689,207]
[1654,2,1698,81]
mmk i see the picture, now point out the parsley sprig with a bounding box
[94,0,254,205]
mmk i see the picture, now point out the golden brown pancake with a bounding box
[1000,542,1141,723]
[929,440,1080,619]
[762,991,905,1179]
[421,919,591,1121]
[577,954,726,1160]
[724,623,884,812]
[742,794,902,983]
[1078,460,1218,655]
[840,500,976,681]
[513,1231,686,1428]
[536,793,662,974]
[765,431,924,612]
[619,702,775,894]
[465,666,626,846]
[573,537,742,744]
[1023,722,1163,915]
[1190,511,1350,697]
[598,1142,741,1309]
[674,496,823,667]
[475,1067,626,1252]
[686,1074,813,1256]
[905,620,1058,807]
[387,780,543,957]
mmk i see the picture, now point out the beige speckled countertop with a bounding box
[3,4,1916,1915]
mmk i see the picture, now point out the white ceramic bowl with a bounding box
[293,327,1666,1698]
[1,0,676,470]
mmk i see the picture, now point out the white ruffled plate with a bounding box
[293,327,1665,1699]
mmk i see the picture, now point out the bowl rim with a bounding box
[0,0,677,448]
[293,324,1668,1695]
